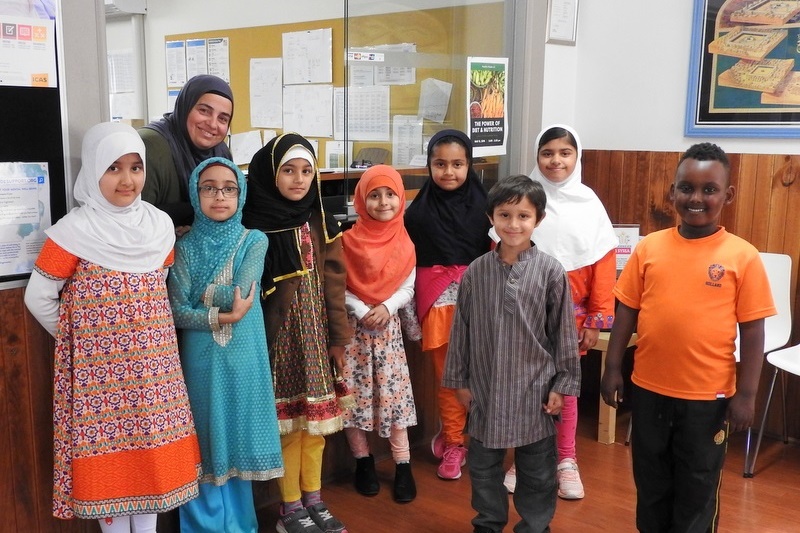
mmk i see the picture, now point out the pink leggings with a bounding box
[554,394,578,461]
[345,426,411,463]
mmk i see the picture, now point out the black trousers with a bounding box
[631,384,728,533]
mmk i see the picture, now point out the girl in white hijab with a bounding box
[25,122,200,533]
[503,124,618,500]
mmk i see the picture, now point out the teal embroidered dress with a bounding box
[168,158,283,485]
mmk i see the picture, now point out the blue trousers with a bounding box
[179,478,258,533]
[469,435,556,533]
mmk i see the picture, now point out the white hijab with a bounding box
[46,122,175,273]
[529,124,617,271]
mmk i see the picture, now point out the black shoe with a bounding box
[393,461,416,503]
[354,454,379,496]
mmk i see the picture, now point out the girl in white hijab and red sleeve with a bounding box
[500,124,617,500]
[25,122,201,533]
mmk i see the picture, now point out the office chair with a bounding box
[740,252,793,477]
[352,147,389,167]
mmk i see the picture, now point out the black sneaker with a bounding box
[306,502,348,533]
[276,508,324,533]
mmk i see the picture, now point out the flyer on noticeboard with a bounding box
[0,2,57,88]
[0,162,51,279]
[467,56,508,157]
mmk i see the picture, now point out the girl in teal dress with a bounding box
[168,157,284,532]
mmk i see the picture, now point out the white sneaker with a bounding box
[556,458,585,500]
[503,464,517,493]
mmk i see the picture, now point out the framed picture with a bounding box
[546,0,578,46]
[686,0,800,137]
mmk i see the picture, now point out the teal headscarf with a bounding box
[179,156,248,303]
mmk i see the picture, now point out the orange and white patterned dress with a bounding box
[34,239,201,519]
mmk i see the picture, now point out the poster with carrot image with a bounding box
[467,56,508,157]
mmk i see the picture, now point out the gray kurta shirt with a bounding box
[442,244,581,449]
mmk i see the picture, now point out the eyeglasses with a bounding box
[198,185,239,198]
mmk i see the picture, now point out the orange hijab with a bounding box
[342,165,416,305]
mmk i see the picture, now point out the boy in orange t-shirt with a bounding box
[601,143,776,533]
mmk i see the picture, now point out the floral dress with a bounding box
[342,310,417,438]
[36,241,200,519]
[271,223,354,436]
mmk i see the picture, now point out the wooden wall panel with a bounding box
[0,289,105,533]
[0,292,15,531]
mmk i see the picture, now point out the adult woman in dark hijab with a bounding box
[140,74,234,231]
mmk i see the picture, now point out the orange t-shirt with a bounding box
[614,227,775,400]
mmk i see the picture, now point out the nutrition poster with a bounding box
[467,57,508,157]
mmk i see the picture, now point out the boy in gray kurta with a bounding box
[443,175,580,533]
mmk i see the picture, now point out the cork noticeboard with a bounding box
[164,3,504,157]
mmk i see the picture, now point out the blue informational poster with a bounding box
[0,162,51,278]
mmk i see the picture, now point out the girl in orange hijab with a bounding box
[341,165,418,504]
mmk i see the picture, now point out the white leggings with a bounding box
[98,514,157,533]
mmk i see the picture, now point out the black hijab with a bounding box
[405,129,491,266]
[143,74,234,200]
[243,133,342,286]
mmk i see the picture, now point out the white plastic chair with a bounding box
[740,252,793,477]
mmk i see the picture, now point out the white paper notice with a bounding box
[333,86,390,141]
[349,44,416,86]
[374,43,416,86]
[324,141,353,170]
[408,154,427,167]
[613,224,638,271]
[283,28,333,85]
[167,89,180,112]
[307,139,319,158]
[548,0,577,43]
[419,78,452,124]
[110,93,138,120]
[250,58,283,129]
[392,115,423,166]
[186,39,208,78]
[166,40,187,87]
[283,85,333,138]
[230,131,264,166]
[0,162,51,277]
[349,64,374,87]
[0,15,57,88]
[207,37,230,83]
[262,130,277,144]
[107,49,136,94]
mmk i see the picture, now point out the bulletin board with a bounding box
[164,3,505,163]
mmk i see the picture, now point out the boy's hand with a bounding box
[579,327,600,352]
[361,304,390,331]
[329,345,345,376]
[455,388,472,409]
[726,392,756,433]
[543,391,564,416]
[601,369,624,409]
